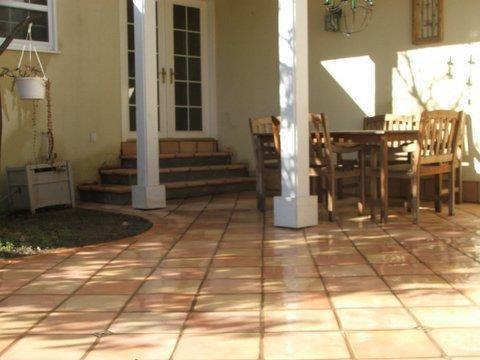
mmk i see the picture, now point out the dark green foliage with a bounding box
[0,208,151,258]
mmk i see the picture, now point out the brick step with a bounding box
[78,177,256,205]
[121,152,232,168]
[122,139,219,157]
[100,164,249,185]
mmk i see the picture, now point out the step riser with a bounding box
[101,169,249,186]
[122,140,219,157]
[79,182,255,204]
[121,156,232,169]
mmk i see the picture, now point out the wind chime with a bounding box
[446,53,476,108]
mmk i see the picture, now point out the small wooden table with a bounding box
[330,130,421,223]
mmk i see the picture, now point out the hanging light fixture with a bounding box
[324,0,374,37]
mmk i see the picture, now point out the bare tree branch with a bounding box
[0,16,36,56]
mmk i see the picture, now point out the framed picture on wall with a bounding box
[412,0,444,45]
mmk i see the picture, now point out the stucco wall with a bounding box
[0,0,122,194]
[215,0,480,181]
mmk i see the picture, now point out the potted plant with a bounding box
[1,65,46,100]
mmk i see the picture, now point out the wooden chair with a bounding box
[363,114,419,131]
[377,110,466,223]
[364,115,420,162]
[310,113,366,221]
[249,116,281,212]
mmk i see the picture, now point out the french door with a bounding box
[125,0,210,139]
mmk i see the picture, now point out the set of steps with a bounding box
[78,139,255,205]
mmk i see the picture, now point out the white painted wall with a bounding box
[215,0,480,181]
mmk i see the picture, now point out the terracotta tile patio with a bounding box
[1,192,480,359]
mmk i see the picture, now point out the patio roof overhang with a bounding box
[131,0,318,228]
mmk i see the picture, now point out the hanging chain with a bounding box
[32,100,38,163]
[46,79,55,163]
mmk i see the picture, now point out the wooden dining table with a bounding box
[330,130,421,223]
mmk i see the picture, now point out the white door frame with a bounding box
[120,0,216,140]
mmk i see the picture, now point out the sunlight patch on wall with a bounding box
[321,56,376,116]
[393,43,480,176]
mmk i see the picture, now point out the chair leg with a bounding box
[411,175,420,224]
[337,179,344,200]
[358,150,366,216]
[457,165,463,204]
[405,179,412,213]
[370,147,378,221]
[449,167,456,216]
[256,168,266,213]
[327,176,336,222]
[435,174,442,213]
[317,177,324,203]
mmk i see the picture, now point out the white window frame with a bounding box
[0,0,58,53]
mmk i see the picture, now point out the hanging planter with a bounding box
[0,22,56,164]
[15,76,47,100]
[14,23,48,100]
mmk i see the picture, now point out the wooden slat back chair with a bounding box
[364,115,419,131]
[310,113,366,221]
[386,110,466,223]
[420,110,466,211]
[364,115,420,158]
[249,116,281,212]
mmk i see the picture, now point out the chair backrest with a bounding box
[363,114,419,131]
[419,110,466,165]
[249,116,281,152]
[249,116,280,135]
[310,113,333,168]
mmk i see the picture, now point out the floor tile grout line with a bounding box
[0,203,185,347]
[449,204,480,220]
[362,218,457,358]
[168,192,241,360]
[3,197,183,358]
[302,219,358,360]
[0,227,162,356]
[385,210,480,308]
[257,205,266,360]
[339,219,451,356]
[420,209,480,264]
[0,205,183,302]
[0,246,94,355]
[79,196,218,360]
[0,200,181,303]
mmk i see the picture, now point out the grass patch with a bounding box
[0,208,152,258]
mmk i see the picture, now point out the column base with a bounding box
[274,195,318,229]
[132,185,166,210]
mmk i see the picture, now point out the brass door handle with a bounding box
[170,68,176,84]
[160,68,167,83]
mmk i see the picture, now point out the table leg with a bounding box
[380,139,389,223]
[370,146,377,222]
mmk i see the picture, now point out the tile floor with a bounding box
[0,192,480,359]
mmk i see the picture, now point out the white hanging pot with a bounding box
[15,77,47,100]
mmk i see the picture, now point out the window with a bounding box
[0,0,57,52]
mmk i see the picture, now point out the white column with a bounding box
[132,0,166,209]
[274,0,318,228]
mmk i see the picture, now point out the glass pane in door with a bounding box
[173,4,203,131]
[126,0,161,133]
